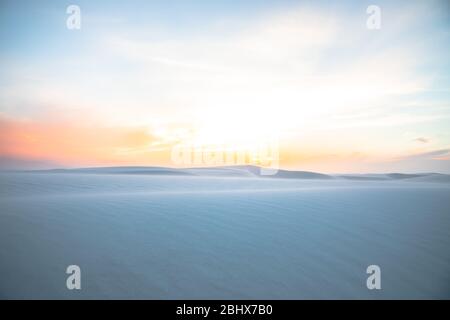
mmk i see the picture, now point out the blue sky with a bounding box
[0,0,449,172]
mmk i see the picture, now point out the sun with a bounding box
[190,106,282,151]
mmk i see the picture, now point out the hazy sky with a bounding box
[0,0,449,172]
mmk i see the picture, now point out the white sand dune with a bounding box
[27,165,450,181]
[338,173,450,183]
[0,167,449,299]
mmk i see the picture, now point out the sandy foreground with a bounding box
[0,169,449,299]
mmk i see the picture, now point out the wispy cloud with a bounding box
[414,137,429,143]
[395,149,450,161]
[0,1,449,171]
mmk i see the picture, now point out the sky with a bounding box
[0,0,449,173]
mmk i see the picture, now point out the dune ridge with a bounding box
[18,165,450,183]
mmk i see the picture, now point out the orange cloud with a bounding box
[0,116,168,167]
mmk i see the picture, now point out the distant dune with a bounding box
[24,165,450,182]
[40,166,193,176]
[338,172,450,183]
